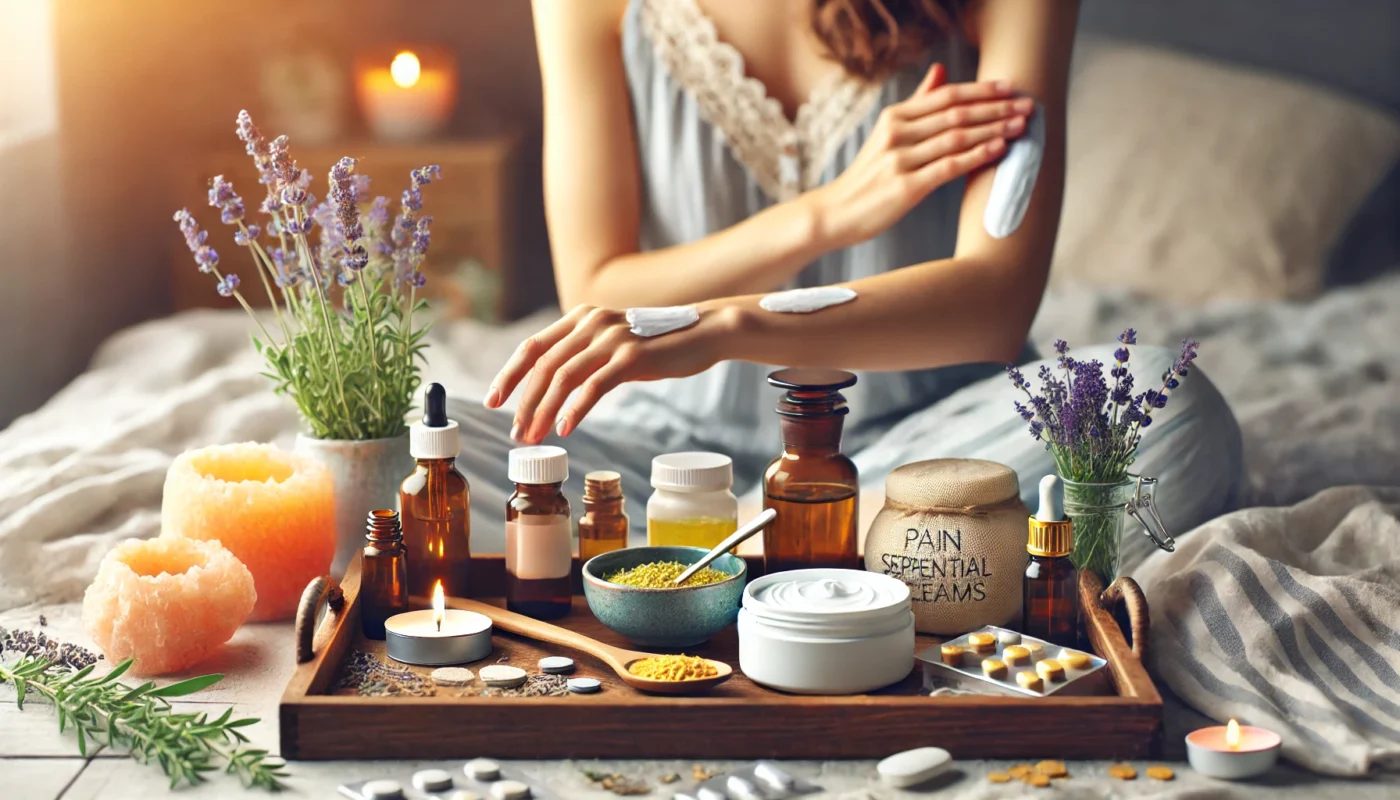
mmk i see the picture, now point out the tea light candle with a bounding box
[385,581,492,665]
[1185,718,1281,780]
[357,48,455,141]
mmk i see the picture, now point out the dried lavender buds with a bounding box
[0,628,102,671]
[336,650,435,697]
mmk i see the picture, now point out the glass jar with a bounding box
[647,453,738,549]
[1061,474,1174,582]
[762,369,860,575]
[506,446,573,620]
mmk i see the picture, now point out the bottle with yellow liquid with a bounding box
[647,452,738,549]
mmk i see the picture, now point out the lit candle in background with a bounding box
[1185,718,1281,780]
[356,47,456,141]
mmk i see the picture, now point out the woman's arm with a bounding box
[532,0,1029,309]
[497,0,1079,442]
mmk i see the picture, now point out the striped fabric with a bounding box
[1134,486,1400,776]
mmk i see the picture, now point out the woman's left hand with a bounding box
[484,304,741,443]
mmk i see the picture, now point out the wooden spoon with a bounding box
[447,597,733,695]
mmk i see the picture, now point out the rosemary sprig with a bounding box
[0,655,288,791]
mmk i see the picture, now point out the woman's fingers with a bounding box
[895,97,1033,145]
[899,116,1023,170]
[556,356,635,438]
[510,308,621,438]
[916,62,947,94]
[896,78,1013,121]
[486,304,593,408]
[912,137,1006,189]
[522,341,614,443]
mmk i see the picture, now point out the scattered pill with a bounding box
[480,665,528,688]
[1003,645,1031,666]
[413,768,455,792]
[464,759,501,782]
[1060,649,1092,670]
[986,772,1012,784]
[1036,659,1066,682]
[997,630,1023,646]
[1146,765,1175,781]
[431,667,476,686]
[362,779,406,800]
[753,761,795,790]
[967,632,997,653]
[1035,760,1068,778]
[982,658,1008,679]
[725,775,762,800]
[1015,671,1044,692]
[1024,772,1051,787]
[697,789,727,800]
[1108,763,1137,780]
[673,795,699,800]
[877,746,953,788]
[567,677,602,694]
[940,644,967,666]
[489,779,531,800]
[1008,764,1032,778]
[538,656,575,674]
[447,792,482,800]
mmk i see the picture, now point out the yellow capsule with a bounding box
[1036,658,1066,682]
[1015,670,1044,692]
[1003,645,1031,666]
[1060,649,1092,670]
[981,658,1008,679]
[940,644,967,666]
[967,632,997,654]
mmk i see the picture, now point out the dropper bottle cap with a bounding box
[410,383,460,459]
[1027,474,1074,557]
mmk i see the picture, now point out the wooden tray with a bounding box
[281,557,1161,761]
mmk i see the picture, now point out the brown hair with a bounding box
[812,0,968,81]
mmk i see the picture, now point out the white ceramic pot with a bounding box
[294,433,416,577]
[738,568,914,695]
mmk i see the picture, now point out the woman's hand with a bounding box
[804,63,1033,250]
[484,304,743,444]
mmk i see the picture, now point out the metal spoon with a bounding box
[672,507,778,586]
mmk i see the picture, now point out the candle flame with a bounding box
[432,580,445,632]
[1226,718,1241,750]
[390,51,422,89]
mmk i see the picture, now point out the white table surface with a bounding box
[3,603,1397,800]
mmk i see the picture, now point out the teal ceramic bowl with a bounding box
[582,546,747,648]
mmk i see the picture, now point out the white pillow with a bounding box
[1051,39,1400,303]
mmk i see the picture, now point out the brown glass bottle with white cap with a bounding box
[506,445,573,619]
[762,368,861,574]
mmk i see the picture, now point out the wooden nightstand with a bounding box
[170,132,548,321]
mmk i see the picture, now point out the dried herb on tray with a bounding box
[0,636,286,791]
[582,768,651,796]
[336,650,435,697]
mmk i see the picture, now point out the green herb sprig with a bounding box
[0,655,288,791]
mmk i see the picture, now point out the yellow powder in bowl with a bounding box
[604,560,731,589]
[161,443,334,621]
[627,654,720,681]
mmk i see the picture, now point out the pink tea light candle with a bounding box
[1185,718,1282,780]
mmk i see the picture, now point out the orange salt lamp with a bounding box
[161,442,334,621]
[82,537,256,675]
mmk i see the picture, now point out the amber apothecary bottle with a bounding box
[361,509,409,640]
[506,446,573,619]
[579,470,629,563]
[401,383,471,603]
[1023,475,1080,647]
[762,368,861,574]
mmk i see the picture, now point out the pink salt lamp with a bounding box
[161,442,334,621]
[82,536,256,675]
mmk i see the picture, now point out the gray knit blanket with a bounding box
[1134,486,1400,776]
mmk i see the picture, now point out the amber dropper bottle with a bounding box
[1023,475,1080,647]
[579,470,629,563]
[361,509,409,640]
[762,368,861,574]
[401,383,472,603]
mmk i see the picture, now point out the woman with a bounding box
[456,0,1241,570]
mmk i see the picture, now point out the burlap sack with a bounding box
[865,459,1028,635]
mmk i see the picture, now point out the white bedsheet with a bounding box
[2,273,1398,610]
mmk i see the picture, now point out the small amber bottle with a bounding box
[361,509,409,640]
[506,446,573,620]
[401,383,472,603]
[579,470,629,563]
[1023,475,1080,647]
[762,368,861,575]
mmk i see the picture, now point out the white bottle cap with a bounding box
[651,452,733,492]
[509,445,569,485]
[410,383,460,460]
[1036,474,1065,522]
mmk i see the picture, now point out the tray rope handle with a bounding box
[1100,576,1149,662]
[294,575,345,664]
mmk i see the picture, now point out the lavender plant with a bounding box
[1007,331,1199,578]
[174,110,440,440]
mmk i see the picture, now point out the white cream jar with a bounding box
[738,568,915,695]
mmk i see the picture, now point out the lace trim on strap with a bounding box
[639,0,881,202]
